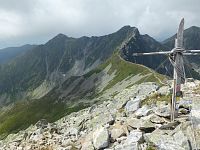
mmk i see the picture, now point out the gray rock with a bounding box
[115,142,138,150]
[93,127,109,149]
[110,123,126,142]
[114,130,142,150]
[127,118,155,133]
[173,130,190,150]
[186,126,200,149]
[125,97,141,113]
[157,86,170,96]
[135,105,152,117]
[150,114,165,124]
[80,132,94,150]
[137,82,159,96]
[126,130,143,143]
[139,120,155,133]
[144,129,185,150]
[90,112,115,128]
[127,118,143,129]
[81,141,94,150]
[155,105,171,118]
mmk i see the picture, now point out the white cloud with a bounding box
[0,0,200,48]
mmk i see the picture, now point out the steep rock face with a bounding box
[120,26,200,80]
[120,31,170,74]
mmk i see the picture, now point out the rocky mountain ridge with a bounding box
[0,52,165,138]
[1,80,200,150]
[0,26,137,106]
[1,25,200,149]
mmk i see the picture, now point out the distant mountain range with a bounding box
[0,25,200,138]
[0,44,36,64]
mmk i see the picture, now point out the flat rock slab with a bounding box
[150,114,165,124]
[155,105,171,118]
[126,118,155,133]
[135,105,153,117]
[159,121,180,130]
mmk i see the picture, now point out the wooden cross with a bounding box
[133,18,200,122]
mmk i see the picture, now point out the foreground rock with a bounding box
[125,97,141,113]
[93,127,109,149]
[1,81,200,150]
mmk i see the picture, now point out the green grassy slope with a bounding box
[0,91,89,139]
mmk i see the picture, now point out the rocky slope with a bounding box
[0,25,167,138]
[1,80,200,150]
[0,52,165,138]
[1,25,200,149]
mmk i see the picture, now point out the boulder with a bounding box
[144,129,185,150]
[173,130,190,150]
[110,123,127,142]
[137,82,159,96]
[125,97,141,113]
[114,130,143,150]
[126,130,143,144]
[139,120,155,133]
[90,112,115,129]
[135,105,152,117]
[186,126,200,149]
[80,132,94,150]
[93,127,109,149]
[127,118,155,133]
[127,118,142,129]
[81,140,94,150]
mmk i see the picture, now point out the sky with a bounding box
[0,0,200,48]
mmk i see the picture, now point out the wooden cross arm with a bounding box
[184,50,200,53]
[183,53,200,55]
[132,51,171,56]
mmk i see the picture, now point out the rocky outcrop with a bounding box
[0,81,200,150]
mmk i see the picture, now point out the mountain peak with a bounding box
[46,33,69,45]
[54,33,68,39]
[117,25,140,38]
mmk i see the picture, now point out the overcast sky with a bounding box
[0,0,200,48]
